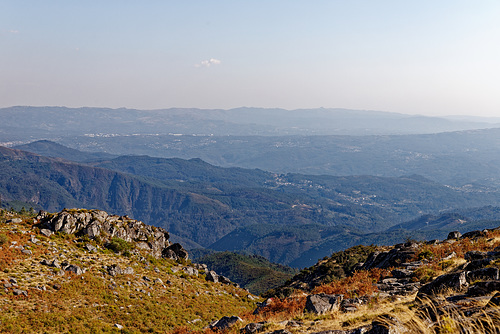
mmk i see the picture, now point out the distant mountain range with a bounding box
[2,106,500,144]
[3,141,500,267]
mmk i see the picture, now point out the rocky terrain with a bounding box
[1,208,499,333]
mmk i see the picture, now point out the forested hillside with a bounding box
[4,143,500,266]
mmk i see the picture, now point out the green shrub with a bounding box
[106,237,134,254]
[418,249,434,260]
[0,234,8,246]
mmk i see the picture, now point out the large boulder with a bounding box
[305,293,343,314]
[162,243,188,261]
[209,316,242,332]
[417,271,468,297]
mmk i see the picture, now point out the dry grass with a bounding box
[312,268,389,298]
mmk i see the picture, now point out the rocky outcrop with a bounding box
[36,209,171,258]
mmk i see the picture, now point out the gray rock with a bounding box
[447,231,462,240]
[466,267,499,282]
[37,209,170,258]
[162,243,189,261]
[39,229,53,237]
[50,259,61,268]
[182,266,199,276]
[461,230,486,239]
[107,264,123,276]
[243,322,267,334]
[22,249,32,255]
[418,271,468,297]
[40,259,51,266]
[464,258,492,271]
[218,275,232,284]
[253,298,274,315]
[6,218,23,224]
[65,264,84,275]
[12,289,27,296]
[210,316,242,332]
[122,267,134,275]
[467,280,500,296]
[85,244,98,253]
[114,324,123,330]
[464,251,489,261]
[391,269,413,278]
[205,270,220,283]
[305,293,343,314]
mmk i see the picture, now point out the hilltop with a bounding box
[1,208,499,333]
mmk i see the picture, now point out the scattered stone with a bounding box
[65,264,84,275]
[30,236,40,244]
[447,231,462,240]
[22,249,32,255]
[243,322,267,334]
[305,293,343,314]
[114,324,123,330]
[182,266,199,276]
[85,244,98,253]
[206,270,219,283]
[108,264,123,276]
[39,229,53,237]
[6,218,23,224]
[12,289,28,297]
[209,316,242,332]
[53,283,62,290]
[123,267,134,275]
[162,243,189,261]
[253,298,274,315]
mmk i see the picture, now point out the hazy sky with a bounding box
[1,1,500,117]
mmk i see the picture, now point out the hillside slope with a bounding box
[2,208,499,333]
[3,144,500,266]
[0,208,258,333]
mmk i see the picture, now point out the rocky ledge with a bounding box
[35,209,187,260]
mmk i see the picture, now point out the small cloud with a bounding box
[195,58,222,68]
[8,30,19,34]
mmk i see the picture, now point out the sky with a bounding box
[1,1,500,117]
